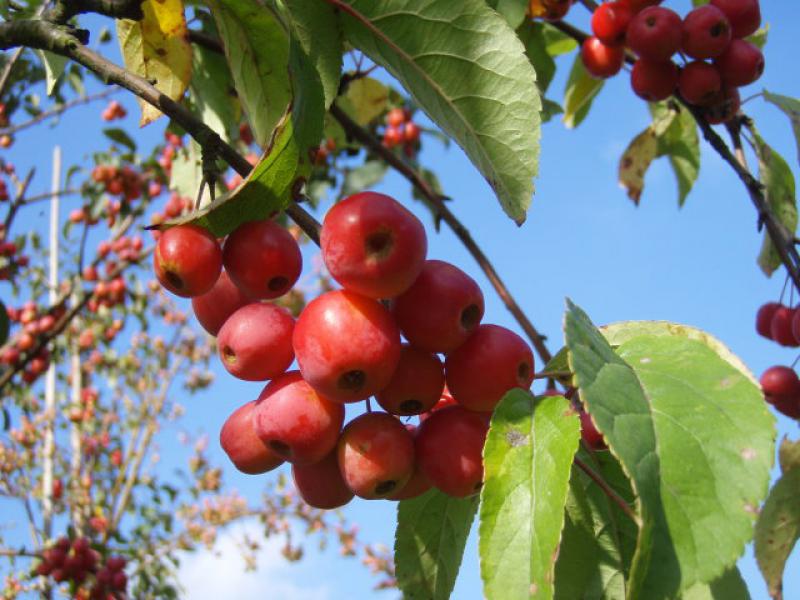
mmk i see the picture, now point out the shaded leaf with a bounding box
[763,90,800,167]
[564,300,775,599]
[489,0,529,29]
[682,568,750,600]
[339,77,389,126]
[338,0,540,224]
[395,489,479,600]
[282,0,343,108]
[517,21,555,94]
[341,160,388,197]
[102,128,136,153]
[34,50,67,96]
[117,0,192,126]
[190,39,240,142]
[654,104,700,206]
[618,128,658,205]
[480,390,580,600]
[209,0,291,146]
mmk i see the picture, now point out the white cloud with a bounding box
[178,521,330,600]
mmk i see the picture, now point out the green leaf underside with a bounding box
[755,438,800,598]
[763,90,800,167]
[395,489,479,600]
[554,452,638,600]
[682,567,750,599]
[208,0,291,147]
[564,300,774,599]
[282,0,343,108]
[753,130,798,276]
[480,391,580,600]
[338,0,540,224]
[190,39,240,142]
[175,41,324,237]
[563,56,603,129]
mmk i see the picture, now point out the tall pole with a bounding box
[42,145,61,540]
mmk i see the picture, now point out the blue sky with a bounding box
[1,1,799,598]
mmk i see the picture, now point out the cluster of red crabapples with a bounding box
[755,301,800,420]
[35,536,128,599]
[576,0,763,124]
[381,107,421,157]
[153,191,543,507]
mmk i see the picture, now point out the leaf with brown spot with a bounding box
[117,0,192,126]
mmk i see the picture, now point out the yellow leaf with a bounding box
[117,0,192,126]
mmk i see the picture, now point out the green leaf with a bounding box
[618,127,659,206]
[655,105,700,206]
[281,0,343,108]
[341,160,388,197]
[395,489,479,600]
[102,128,136,153]
[488,0,528,29]
[209,0,292,146]
[480,391,580,600]
[190,40,240,143]
[541,23,577,56]
[564,300,775,599]
[34,50,67,96]
[763,90,800,167]
[338,0,540,224]
[169,140,222,207]
[563,56,603,129]
[554,454,637,600]
[517,21,556,94]
[682,568,750,600]
[175,41,324,236]
[747,24,769,50]
[752,131,798,276]
[755,438,800,599]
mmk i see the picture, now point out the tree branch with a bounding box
[329,104,553,364]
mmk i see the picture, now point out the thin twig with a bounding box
[574,455,640,525]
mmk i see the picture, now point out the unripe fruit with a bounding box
[581,37,626,79]
[293,290,401,403]
[191,270,252,336]
[393,260,484,353]
[627,6,683,61]
[321,192,427,299]
[591,1,633,46]
[678,61,723,106]
[631,59,679,102]
[580,409,607,450]
[292,450,354,509]
[446,324,534,413]
[416,406,488,497]
[217,303,295,381]
[682,5,732,59]
[714,39,764,87]
[220,401,284,474]
[375,344,444,416]
[253,371,344,465]
[756,302,781,339]
[710,0,760,39]
[153,224,221,297]
[770,305,799,347]
[338,412,414,499]
[223,219,302,299]
[760,366,800,399]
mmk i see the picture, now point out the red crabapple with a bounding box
[154,224,221,297]
[679,61,723,106]
[627,6,683,61]
[337,412,414,499]
[770,305,799,347]
[580,409,607,450]
[393,260,484,353]
[292,450,354,509]
[217,303,295,381]
[415,405,488,497]
[293,290,401,403]
[631,59,679,102]
[321,191,427,299]
[581,37,626,79]
[375,344,445,416]
[446,324,534,413]
[220,400,284,474]
[191,270,252,336]
[760,366,800,399]
[591,1,633,46]
[714,39,764,87]
[682,5,732,59]
[710,0,760,39]
[223,219,302,299]
[388,425,432,501]
[253,371,344,465]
